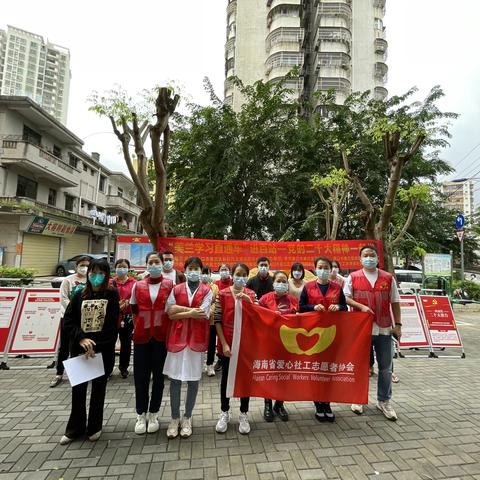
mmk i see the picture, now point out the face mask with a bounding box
[200,274,211,283]
[186,270,201,282]
[220,270,230,280]
[77,266,88,276]
[361,257,378,269]
[233,276,247,287]
[89,273,105,287]
[273,282,289,294]
[163,260,174,271]
[259,266,269,277]
[116,267,129,277]
[316,269,331,281]
[292,271,302,280]
[147,264,163,278]
[331,267,339,276]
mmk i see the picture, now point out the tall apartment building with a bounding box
[442,179,476,218]
[0,26,71,124]
[0,96,141,275]
[224,0,388,110]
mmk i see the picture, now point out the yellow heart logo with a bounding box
[279,325,337,356]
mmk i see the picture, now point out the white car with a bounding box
[394,269,423,294]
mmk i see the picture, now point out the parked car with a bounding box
[54,253,109,276]
[394,269,423,294]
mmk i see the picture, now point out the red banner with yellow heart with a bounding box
[226,302,373,403]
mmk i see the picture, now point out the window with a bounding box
[65,194,75,212]
[22,125,41,146]
[90,168,95,176]
[83,162,88,172]
[99,175,106,192]
[53,145,62,159]
[117,187,123,198]
[68,153,78,168]
[16,175,38,199]
[48,188,57,206]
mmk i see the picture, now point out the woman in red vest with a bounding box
[163,256,213,439]
[129,252,174,435]
[214,263,256,435]
[215,263,233,291]
[258,270,299,422]
[299,256,348,423]
[112,258,136,379]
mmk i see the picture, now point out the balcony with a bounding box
[316,77,351,94]
[318,3,352,23]
[375,38,388,54]
[0,138,80,187]
[266,27,304,53]
[317,27,352,45]
[374,86,388,100]
[374,62,388,82]
[227,0,237,16]
[105,194,141,216]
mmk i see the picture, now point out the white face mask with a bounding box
[77,266,88,276]
[292,271,303,280]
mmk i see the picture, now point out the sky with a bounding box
[2,0,480,193]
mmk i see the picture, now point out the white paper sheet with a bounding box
[63,353,105,387]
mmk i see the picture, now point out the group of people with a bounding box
[53,245,402,445]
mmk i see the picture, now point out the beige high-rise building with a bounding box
[442,180,475,217]
[0,26,71,124]
[224,0,388,111]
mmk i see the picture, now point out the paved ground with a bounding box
[0,310,479,480]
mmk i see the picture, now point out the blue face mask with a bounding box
[316,269,331,281]
[186,270,201,282]
[220,270,230,280]
[116,267,129,277]
[233,276,247,287]
[361,257,378,269]
[163,260,174,271]
[89,273,105,287]
[200,274,211,283]
[273,282,288,294]
[147,264,163,278]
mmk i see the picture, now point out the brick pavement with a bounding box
[0,310,479,480]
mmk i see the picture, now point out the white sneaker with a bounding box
[88,430,102,442]
[206,364,216,377]
[376,400,397,421]
[166,418,180,439]
[147,412,159,433]
[351,404,364,415]
[180,417,192,438]
[135,413,147,435]
[215,411,230,433]
[59,435,73,445]
[238,412,251,435]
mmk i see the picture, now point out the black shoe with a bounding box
[264,401,275,422]
[46,361,55,369]
[214,360,222,372]
[120,370,129,379]
[314,402,326,422]
[273,402,289,422]
[323,403,335,422]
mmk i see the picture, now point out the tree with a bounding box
[89,86,179,249]
[310,168,351,240]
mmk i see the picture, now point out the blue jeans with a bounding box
[372,334,393,402]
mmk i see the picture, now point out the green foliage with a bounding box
[0,266,35,286]
[311,168,349,191]
[452,280,480,301]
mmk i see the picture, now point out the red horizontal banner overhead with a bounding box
[116,236,383,271]
[227,302,372,403]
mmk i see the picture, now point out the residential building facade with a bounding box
[442,179,476,218]
[224,0,388,110]
[0,96,141,275]
[0,26,71,124]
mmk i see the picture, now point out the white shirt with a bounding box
[163,284,213,381]
[343,269,399,335]
[162,269,177,284]
[130,282,161,305]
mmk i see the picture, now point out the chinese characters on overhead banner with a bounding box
[116,235,384,271]
[226,303,372,403]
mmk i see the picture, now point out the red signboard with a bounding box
[419,296,462,348]
[398,295,430,348]
[226,302,372,403]
[116,235,383,271]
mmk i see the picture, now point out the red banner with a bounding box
[116,235,383,271]
[226,302,372,403]
[419,296,462,347]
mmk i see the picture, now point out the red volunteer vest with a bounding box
[304,280,342,308]
[215,278,233,291]
[133,277,174,344]
[350,269,393,328]
[166,282,211,353]
[259,291,299,314]
[113,276,136,327]
[217,287,256,356]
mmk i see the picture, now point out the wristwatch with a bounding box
[395,322,402,326]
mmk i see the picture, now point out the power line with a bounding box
[453,141,480,171]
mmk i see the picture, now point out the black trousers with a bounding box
[118,320,133,372]
[65,348,115,438]
[219,355,249,413]
[207,325,217,365]
[56,318,70,376]
[134,339,167,415]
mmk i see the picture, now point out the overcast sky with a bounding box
[2,0,480,192]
